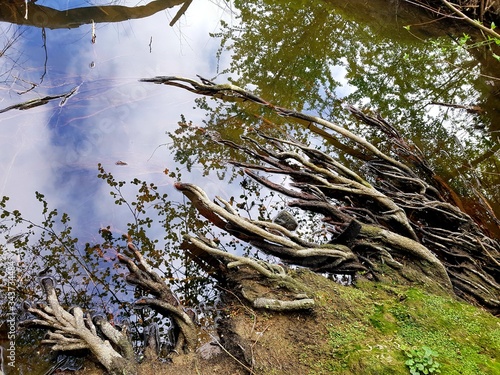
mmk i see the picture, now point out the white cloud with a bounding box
[0,2,239,241]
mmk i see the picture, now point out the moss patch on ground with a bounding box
[297,272,500,375]
[58,269,500,375]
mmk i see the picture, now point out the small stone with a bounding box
[197,340,222,360]
[273,210,298,231]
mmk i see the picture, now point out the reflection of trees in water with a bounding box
[207,0,500,215]
[0,23,44,93]
[0,0,189,28]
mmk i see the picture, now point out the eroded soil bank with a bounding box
[67,268,499,375]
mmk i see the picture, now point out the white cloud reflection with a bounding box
[0,1,238,242]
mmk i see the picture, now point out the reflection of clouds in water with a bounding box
[0,2,237,243]
[328,62,357,98]
[0,106,54,224]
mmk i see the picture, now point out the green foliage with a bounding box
[303,281,499,375]
[458,33,471,46]
[457,31,500,58]
[404,346,441,375]
[406,17,500,62]
[437,19,498,62]
[208,0,499,214]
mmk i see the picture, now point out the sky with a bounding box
[2,0,494,252]
[0,1,237,242]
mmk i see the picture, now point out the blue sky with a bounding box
[0,1,236,243]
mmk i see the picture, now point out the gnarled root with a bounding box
[21,277,137,375]
[117,242,197,353]
[175,182,360,274]
[183,235,315,311]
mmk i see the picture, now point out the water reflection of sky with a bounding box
[1,1,237,242]
[1,3,499,368]
[1,0,499,258]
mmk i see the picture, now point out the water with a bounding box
[1,0,498,245]
[1,1,234,233]
[1,0,499,373]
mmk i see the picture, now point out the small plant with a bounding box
[404,346,441,375]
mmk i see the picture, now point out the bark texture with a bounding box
[144,75,500,314]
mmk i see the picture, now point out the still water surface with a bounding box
[1,0,235,239]
[1,0,499,372]
[1,0,499,243]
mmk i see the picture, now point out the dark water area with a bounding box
[1,0,499,373]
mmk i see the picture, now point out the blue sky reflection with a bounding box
[0,1,236,243]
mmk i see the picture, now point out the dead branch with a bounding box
[169,0,193,26]
[440,0,500,37]
[0,0,188,29]
[250,296,315,311]
[0,86,79,114]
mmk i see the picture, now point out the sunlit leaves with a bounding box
[205,0,499,216]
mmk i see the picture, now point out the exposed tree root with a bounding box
[22,241,198,374]
[182,234,315,311]
[145,75,500,314]
[20,277,137,375]
[117,242,197,353]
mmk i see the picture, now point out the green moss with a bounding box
[301,279,500,375]
[369,303,399,334]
